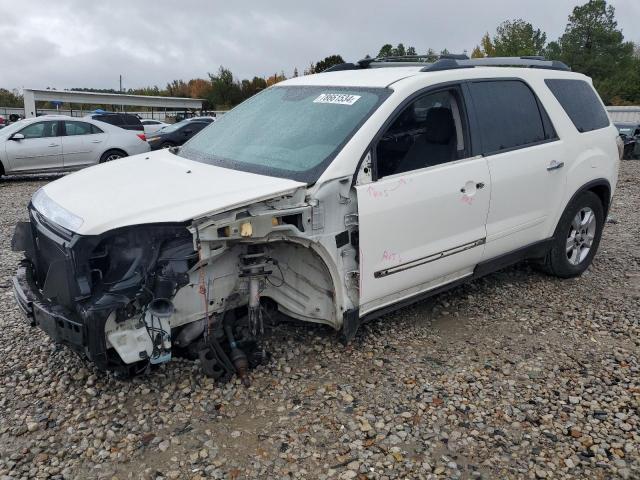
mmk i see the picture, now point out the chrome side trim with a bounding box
[374,238,486,278]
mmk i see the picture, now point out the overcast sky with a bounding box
[1,0,639,91]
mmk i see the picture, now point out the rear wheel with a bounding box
[100,149,126,163]
[541,191,604,278]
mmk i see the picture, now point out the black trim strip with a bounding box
[362,237,553,323]
[374,238,486,278]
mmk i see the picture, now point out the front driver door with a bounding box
[5,121,63,172]
[356,87,491,315]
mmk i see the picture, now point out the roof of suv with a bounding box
[281,57,582,89]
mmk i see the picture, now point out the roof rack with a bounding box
[421,56,570,72]
[323,55,570,73]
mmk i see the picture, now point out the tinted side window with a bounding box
[64,121,93,136]
[95,115,122,126]
[90,124,104,134]
[189,122,208,133]
[20,121,57,139]
[376,89,467,178]
[469,80,548,155]
[545,79,610,133]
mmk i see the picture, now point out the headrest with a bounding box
[424,107,455,144]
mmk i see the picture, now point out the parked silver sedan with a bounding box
[0,115,150,177]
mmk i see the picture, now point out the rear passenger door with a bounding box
[357,86,491,314]
[465,79,565,260]
[61,120,108,168]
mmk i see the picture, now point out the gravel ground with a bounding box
[0,164,638,480]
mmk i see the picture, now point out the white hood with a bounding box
[41,149,306,235]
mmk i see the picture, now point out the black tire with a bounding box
[99,149,126,163]
[540,191,604,278]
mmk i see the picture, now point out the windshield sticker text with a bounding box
[313,93,361,106]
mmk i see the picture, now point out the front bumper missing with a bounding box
[13,264,85,352]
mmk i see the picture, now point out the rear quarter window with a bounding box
[545,79,610,133]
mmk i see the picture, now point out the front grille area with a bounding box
[29,209,76,308]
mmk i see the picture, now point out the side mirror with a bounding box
[10,133,25,141]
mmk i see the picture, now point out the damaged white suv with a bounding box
[12,56,620,379]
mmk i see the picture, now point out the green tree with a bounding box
[377,44,393,57]
[0,88,23,107]
[207,66,242,109]
[492,19,547,56]
[393,43,406,56]
[555,1,633,83]
[313,55,345,73]
[406,46,416,56]
[470,46,484,58]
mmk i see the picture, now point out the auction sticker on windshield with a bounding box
[313,93,361,105]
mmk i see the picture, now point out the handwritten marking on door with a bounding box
[381,250,403,264]
[460,195,474,205]
[367,178,409,199]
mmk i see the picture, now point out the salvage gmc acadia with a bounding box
[12,55,621,379]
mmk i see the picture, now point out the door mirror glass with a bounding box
[10,133,25,141]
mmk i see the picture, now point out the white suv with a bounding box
[12,56,620,378]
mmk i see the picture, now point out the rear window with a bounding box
[124,114,142,126]
[545,79,610,133]
[468,80,552,155]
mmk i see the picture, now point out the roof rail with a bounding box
[323,55,570,73]
[421,56,570,72]
[323,54,470,72]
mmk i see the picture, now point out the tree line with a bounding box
[2,0,638,111]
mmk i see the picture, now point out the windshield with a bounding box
[179,86,390,182]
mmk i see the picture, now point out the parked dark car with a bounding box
[146,118,213,150]
[615,123,640,159]
[85,112,144,132]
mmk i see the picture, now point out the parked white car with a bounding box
[0,115,150,176]
[12,56,620,380]
[141,119,169,134]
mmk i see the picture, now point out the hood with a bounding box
[40,149,306,236]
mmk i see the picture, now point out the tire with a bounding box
[100,149,126,163]
[540,191,604,278]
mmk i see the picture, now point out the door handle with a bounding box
[48,143,59,147]
[460,182,485,194]
[547,160,564,171]
[91,140,102,143]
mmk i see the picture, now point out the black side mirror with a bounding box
[9,133,25,141]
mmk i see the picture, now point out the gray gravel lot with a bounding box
[0,164,638,480]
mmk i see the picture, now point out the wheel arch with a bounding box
[100,148,128,163]
[262,237,347,330]
[553,178,611,238]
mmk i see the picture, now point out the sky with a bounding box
[0,0,639,92]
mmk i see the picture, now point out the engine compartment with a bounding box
[14,178,361,380]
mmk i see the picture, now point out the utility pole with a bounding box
[119,75,123,112]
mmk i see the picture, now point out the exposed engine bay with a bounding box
[12,178,361,380]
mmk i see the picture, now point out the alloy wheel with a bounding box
[566,207,597,265]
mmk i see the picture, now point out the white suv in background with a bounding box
[12,56,620,379]
[0,115,150,177]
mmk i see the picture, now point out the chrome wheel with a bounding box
[566,207,597,265]
[105,153,122,162]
